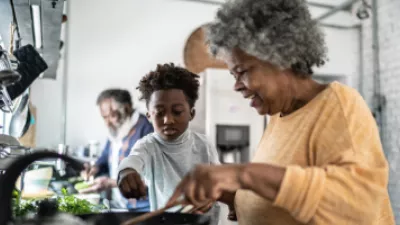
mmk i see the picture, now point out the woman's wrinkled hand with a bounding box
[166,164,244,214]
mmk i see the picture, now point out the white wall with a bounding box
[358,0,400,221]
[29,2,67,148]
[66,0,220,148]
[315,27,360,88]
[30,60,64,148]
[189,74,206,134]
[29,0,360,150]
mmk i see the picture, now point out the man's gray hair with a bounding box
[205,0,327,76]
[96,89,133,106]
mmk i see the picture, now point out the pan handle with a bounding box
[0,150,84,225]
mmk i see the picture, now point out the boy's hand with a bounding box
[227,208,237,221]
[118,169,147,199]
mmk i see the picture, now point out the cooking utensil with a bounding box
[79,211,210,225]
[8,90,30,137]
[0,151,211,225]
[122,199,214,225]
[0,151,85,225]
[6,44,48,103]
[122,200,185,225]
[56,144,69,176]
[0,46,21,112]
[0,134,27,160]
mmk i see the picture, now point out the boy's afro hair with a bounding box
[137,63,200,108]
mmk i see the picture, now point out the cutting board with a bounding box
[15,167,53,199]
[21,190,55,200]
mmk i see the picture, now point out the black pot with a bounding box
[0,151,210,225]
[78,211,209,225]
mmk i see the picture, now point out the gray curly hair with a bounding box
[205,0,327,76]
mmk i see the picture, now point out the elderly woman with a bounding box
[166,0,395,224]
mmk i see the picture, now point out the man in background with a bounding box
[81,89,153,211]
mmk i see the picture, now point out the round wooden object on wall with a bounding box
[183,24,227,74]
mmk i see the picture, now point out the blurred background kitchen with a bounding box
[0,0,399,224]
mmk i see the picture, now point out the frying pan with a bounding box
[78,211,209,225]
[0,151,211,225]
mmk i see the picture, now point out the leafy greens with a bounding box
[12,188,103,218]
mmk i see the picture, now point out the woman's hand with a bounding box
[166,164,245,211]
[166,163,286,218]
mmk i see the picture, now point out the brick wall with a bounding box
[359,0,400,223]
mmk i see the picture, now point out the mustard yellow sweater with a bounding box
[235,82,395,225]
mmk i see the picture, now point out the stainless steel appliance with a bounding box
[55,144,69,176]
[216,125,250,164]
[202,69,265,163]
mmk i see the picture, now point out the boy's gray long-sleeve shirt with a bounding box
[118,129,221,224]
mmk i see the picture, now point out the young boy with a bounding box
[117,63,220,224]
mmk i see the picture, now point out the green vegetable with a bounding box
[12,188,104,218]
[12,189,20,198]
[13,199,38,218]
[68,176,84,184]
[56,188,101,215]
[12,189,38,218]
[74,181,92,191]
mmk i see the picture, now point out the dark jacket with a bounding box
[95,114,153,210]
